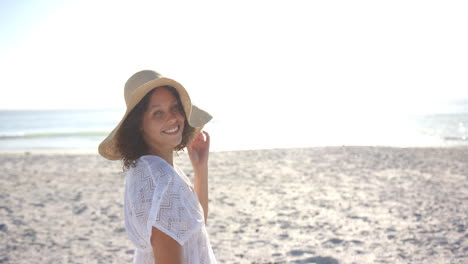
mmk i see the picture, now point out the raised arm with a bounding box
[187,131,210,223]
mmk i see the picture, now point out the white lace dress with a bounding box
[124,155,217,264]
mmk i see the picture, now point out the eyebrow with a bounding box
[149,101,179,109]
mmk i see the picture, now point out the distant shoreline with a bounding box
[1,144,467,156]
[2,108,468,152]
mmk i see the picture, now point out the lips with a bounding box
[163,125,179,134]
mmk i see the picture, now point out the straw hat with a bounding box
[98,70,212,160]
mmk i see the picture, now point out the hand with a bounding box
[187,131,210,171]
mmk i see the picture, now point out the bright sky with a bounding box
[1,0,467,121]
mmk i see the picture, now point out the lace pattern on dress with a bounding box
[124,155,215,264]
[147,159,204,245]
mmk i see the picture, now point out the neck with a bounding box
[147,147,173,166]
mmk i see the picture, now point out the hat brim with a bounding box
[98,77,212,160]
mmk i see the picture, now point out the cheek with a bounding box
[142,117,162,134]
[177,111,186,122]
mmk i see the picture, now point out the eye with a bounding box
[153,110,162,116]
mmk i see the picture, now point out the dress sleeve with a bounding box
[144,157,205,246]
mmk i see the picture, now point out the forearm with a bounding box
[193,166,208,223]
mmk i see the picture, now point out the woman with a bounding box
[98,70,216,264]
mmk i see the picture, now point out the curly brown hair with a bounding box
[116,86,195,171]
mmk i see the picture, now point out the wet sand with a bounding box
[1,147,467,263]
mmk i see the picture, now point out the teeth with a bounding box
[164,126,179,133]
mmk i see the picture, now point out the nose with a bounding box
[166,111,178,124]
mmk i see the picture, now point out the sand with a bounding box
[1,147,467,264]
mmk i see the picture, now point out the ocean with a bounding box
[0,109,121,152]
[0,105,467,153]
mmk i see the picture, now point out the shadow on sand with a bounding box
[294,256,340,264]
[251,256,340,264]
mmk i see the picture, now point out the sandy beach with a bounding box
[1,146,467,264]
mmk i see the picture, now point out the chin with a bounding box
[171,138,183,149]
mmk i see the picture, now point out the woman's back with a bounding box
[124,155,216,264]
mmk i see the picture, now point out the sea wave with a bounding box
[444,136,468,141]
[0,131,109,139]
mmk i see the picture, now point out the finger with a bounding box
[198,131,205,142]
[188,133,200,148]
[197,131,204,141]
[203,131,210,145]
[190,132,202,145]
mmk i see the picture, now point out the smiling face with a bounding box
[140,87,186,156]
